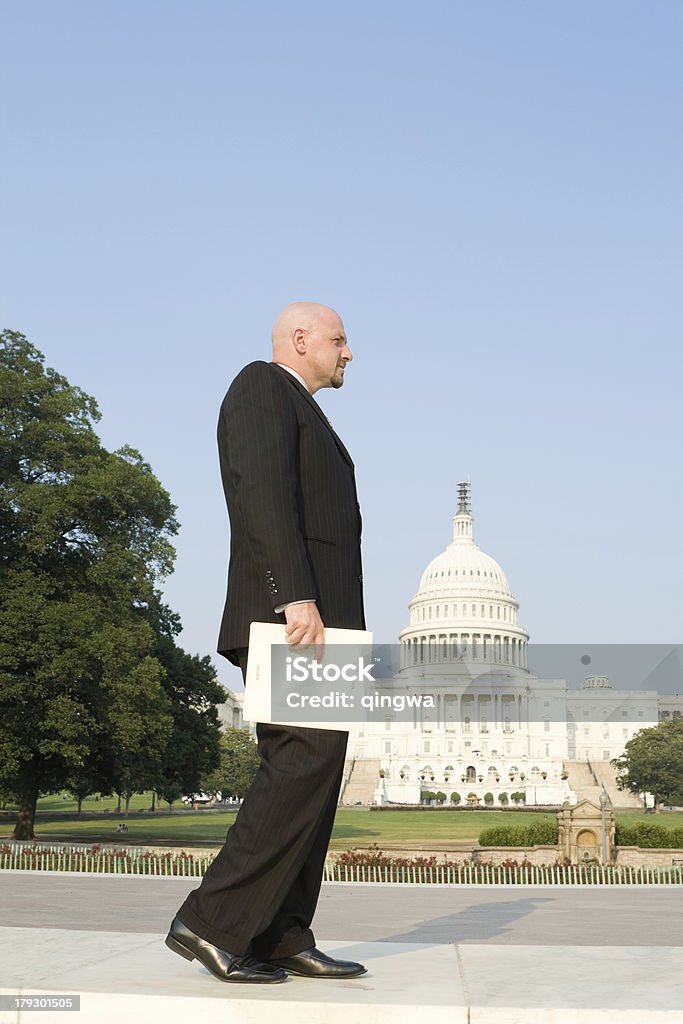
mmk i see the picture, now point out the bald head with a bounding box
[271,301,352,394]
[272,302,339,350]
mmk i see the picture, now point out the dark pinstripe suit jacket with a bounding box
[216,360,365,664]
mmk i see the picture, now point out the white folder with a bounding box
[243,621,373,730]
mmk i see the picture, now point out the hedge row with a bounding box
[478,822,559,846]
[479,821,683,849]
[615,823,683,849]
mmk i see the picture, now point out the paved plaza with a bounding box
[1,873,682,1022]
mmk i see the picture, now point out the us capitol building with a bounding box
[340,483,682,808]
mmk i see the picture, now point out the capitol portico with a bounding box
[342,483,682,808]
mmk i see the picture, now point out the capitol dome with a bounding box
[399,483,529,672]
[418,534,512,600]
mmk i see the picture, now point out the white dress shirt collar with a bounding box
[274,362,310,393]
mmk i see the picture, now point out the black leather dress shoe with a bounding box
[165,917,287,983]
[267,946,367,978]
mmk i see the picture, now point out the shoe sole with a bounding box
[278,966,368,978]
[165,935,287,983]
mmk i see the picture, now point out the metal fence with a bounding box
[1,844,682,884]
[322,861,683,885]
[0,844,210,876]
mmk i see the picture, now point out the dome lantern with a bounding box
[452,481,474,543]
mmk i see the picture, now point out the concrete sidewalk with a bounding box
[1,875,682,1022]
[2,871,683,945]
[1,926,682,1023]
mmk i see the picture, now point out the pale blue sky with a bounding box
[2,2,682,686]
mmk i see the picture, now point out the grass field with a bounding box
[2,804,682,850]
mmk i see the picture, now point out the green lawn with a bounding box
[2,807,682,850]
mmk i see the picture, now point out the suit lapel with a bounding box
[271,363,355,469]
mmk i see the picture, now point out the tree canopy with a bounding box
[612,718,683,810]
[0,330,223,837]
[200,727,260,800]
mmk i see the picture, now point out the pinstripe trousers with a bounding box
[176,649,348,959]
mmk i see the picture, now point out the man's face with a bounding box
[305,312,352,391]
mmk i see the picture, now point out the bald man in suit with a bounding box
[165,303,367,983]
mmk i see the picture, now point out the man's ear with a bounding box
[292,328,307,354]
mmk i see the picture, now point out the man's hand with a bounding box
[284,602,325,661]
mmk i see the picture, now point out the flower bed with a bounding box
[2,841,682,884]
[0,843,214,876]
[322,844,683,884]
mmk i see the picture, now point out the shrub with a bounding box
[435,791,447,804]
[616,823,683,849]
[420,790,435,803]
[511,791,526,804]
[450,792,461,805]
[479,821,559,847]
[498,793,509,805]
[484,792,494,805]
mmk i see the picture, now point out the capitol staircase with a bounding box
[339,757,381,805]
[591,760,643,808]
[563,760,642,809]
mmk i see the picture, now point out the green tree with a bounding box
[0,331,178,838]
[158,782,184,813]
[65,761,113,818]
[200,727,260,800]
[144,596,224,806]
[612,719,683,811]
[450,791,461,805]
